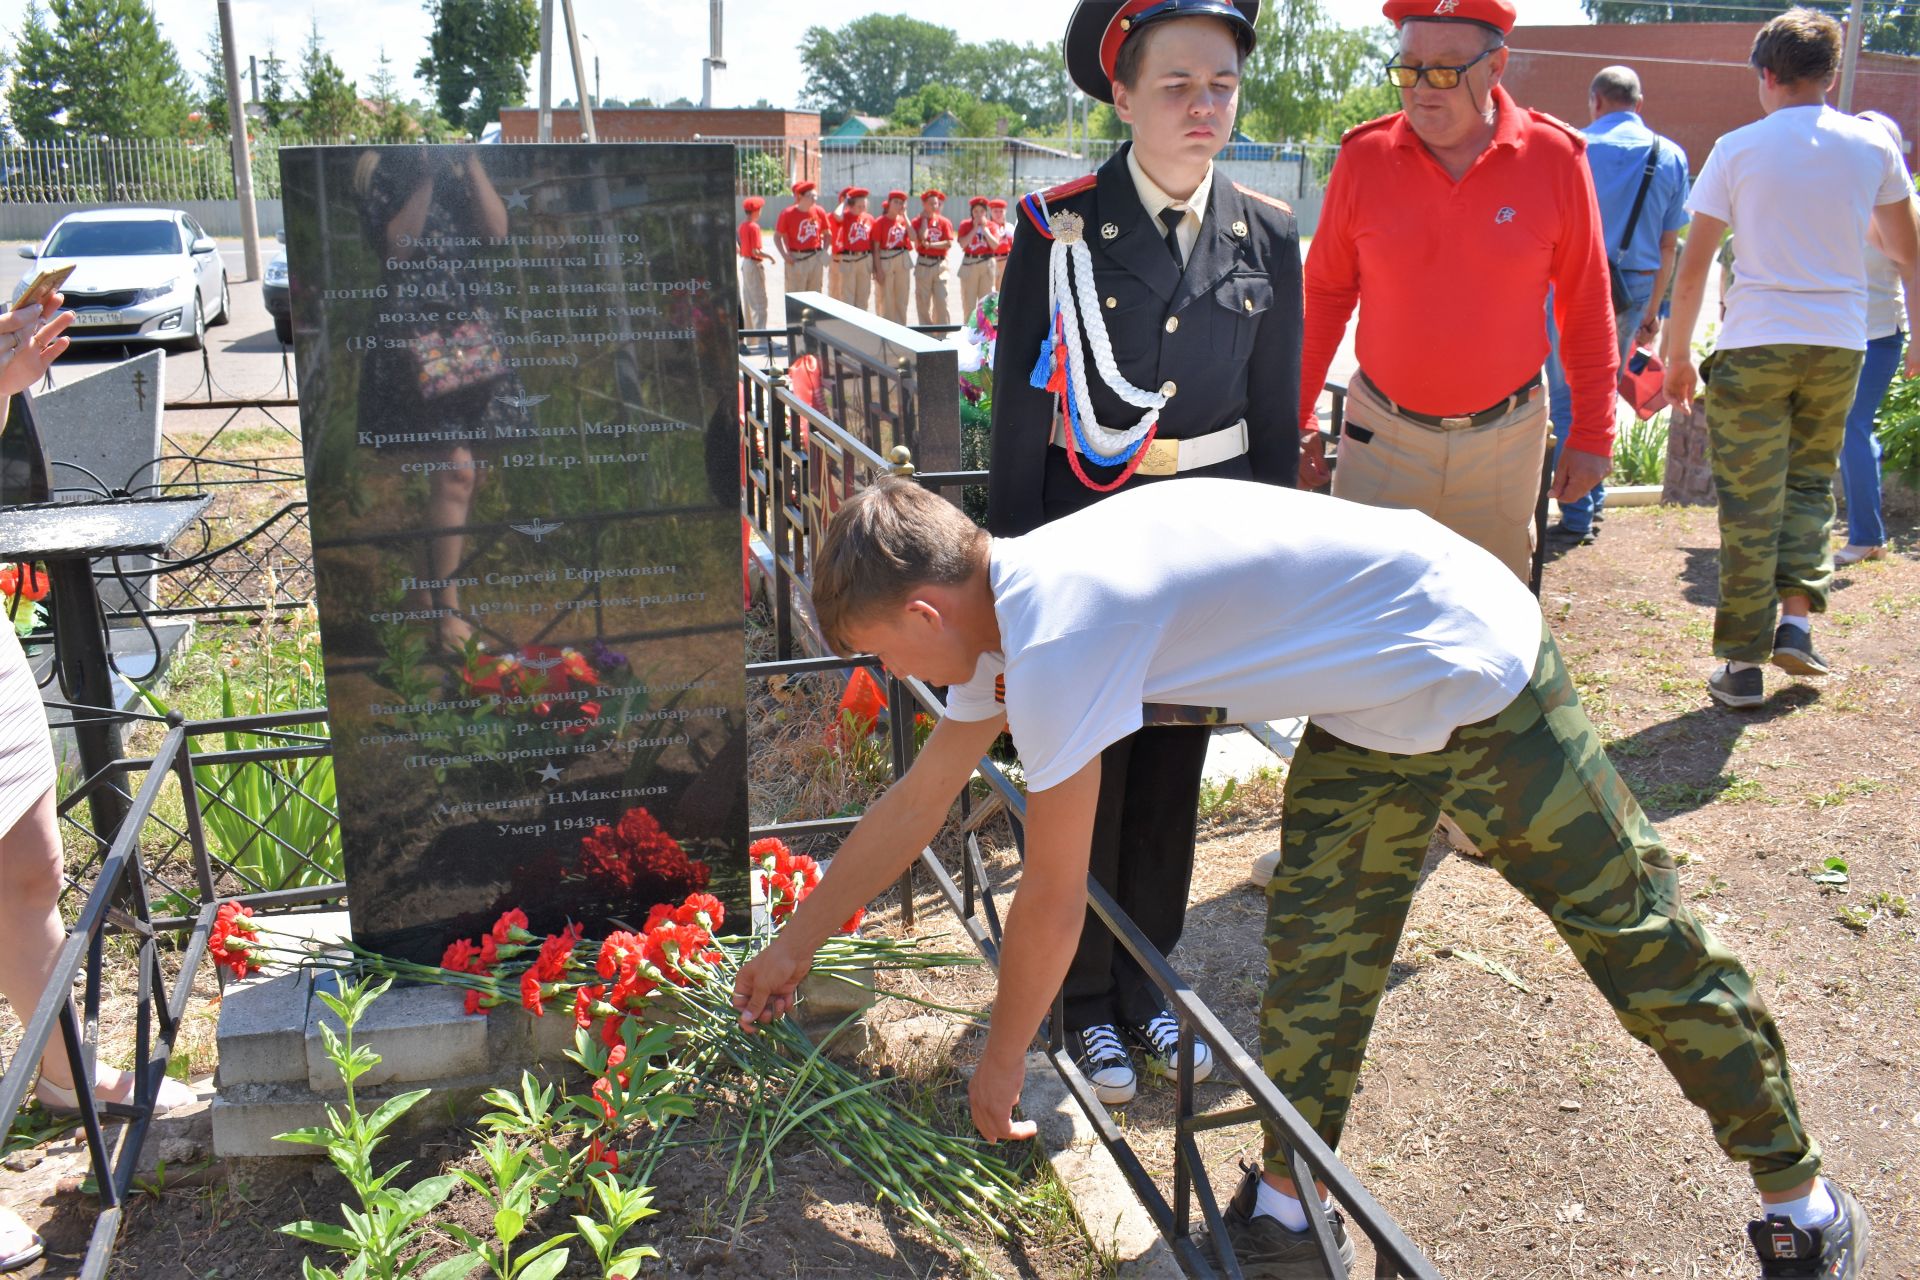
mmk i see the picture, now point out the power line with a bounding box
[1508,42,1920,74]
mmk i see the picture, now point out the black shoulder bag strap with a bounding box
[1608,142,1661,313]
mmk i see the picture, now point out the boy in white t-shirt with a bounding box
[732,477,1865,1280]
[1664,7,1919,711]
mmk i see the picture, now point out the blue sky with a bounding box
[0,0,1591,114]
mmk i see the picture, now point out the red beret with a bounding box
[846,187,870,199]
[1382,0,1515,34]
[921,189,945,201]
[969,195,990,209]
[742,196,765,212]
[988,198,1008,209]
[791,180,818,196]
[886,189,908,201]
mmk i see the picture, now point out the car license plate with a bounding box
[69,310,126,326]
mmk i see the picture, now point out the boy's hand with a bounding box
[731,935,812,1031]
[969,1046,1037,1143]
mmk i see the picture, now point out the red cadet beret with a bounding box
[1382,0,1516,34]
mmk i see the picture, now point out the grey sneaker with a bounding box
[1709,663,1765,709]
[1219,1163,1355,1279]
[1771,624,1829,677]
[1749,1180,1869,1277]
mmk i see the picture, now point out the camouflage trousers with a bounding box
[1261,625,1819,1193]
[1705,343,1863,662]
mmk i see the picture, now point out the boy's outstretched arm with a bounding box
[969,756,1100,1143]
[732,709,1009,1028]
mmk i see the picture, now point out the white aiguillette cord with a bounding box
[1037,201,1167,462]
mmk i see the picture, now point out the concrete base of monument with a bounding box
[213,910,585,1158]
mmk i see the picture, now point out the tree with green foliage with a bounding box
[1241,2,1392,141]
[259,45,290,130]
[949,40,1069,132]
[889,83,1011,137]
[196,25,230,135]
[800,15,958,123]
[295,21,365,141]
[9,2,64,142]
[418,0,541,137]
[1582,0,1920,56]
[5,0,192,141]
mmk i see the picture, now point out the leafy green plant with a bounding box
[570,1174,659,1280]
[442,1133,574,1280]
[275,977,469,1280]
[1874,371,1920,488]
[1613,411,1669,487]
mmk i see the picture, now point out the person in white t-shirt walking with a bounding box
[732,476,1866,1280]
[1665,7,1920,711]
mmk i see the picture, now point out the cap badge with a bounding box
[1435,0,1461,11]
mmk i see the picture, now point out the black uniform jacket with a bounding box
[984,143,1303,537]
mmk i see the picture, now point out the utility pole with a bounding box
[217,0,261,281]
[560,0,596,141]
[701,0,726,110]
[537,0,555,142]
[248,54,259,105]
[1838,0,1865,111]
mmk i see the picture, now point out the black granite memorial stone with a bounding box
[284,144,748,963]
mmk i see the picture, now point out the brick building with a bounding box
[497,107,823,187]
[1505,24,1920,170]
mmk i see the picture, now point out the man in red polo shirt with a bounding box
[833,187,876,310]
[1298,0,1616,585]
[988,197,1012,290]
[737,195,773,330]
[956,195,1001,322]
[873,190,914,324]
[775,180,831,294]
[912,189,955,325]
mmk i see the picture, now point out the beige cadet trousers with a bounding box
[993,254,1007,291]
[958,255,995,324]
[874,251,911,324]
[1334,372,1550,583]
[739,259,768,331]
[835,252,872,310]
[914,255,951,326]
[787,250,826,294]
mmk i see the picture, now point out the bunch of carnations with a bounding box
[0,563,47,638]
[208,902,262,979]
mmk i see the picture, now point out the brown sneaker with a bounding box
[1218,1163,1354,1279]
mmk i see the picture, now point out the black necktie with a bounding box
[1159,207,1185,266]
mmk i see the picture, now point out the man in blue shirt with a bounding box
[1546,65,1692,544]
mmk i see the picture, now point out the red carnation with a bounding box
[585,1136,618,1175]
[574,984,605,1028]
[465,989,486,1016]
[491,908,531,945]
[597,931,643,983]
[519,969,548,1016]
[478,933,500,970]
[532,923,583,982]
[643,903,675,933]
[840,908,865,935]
[209,903,262,980]
[576,807,710,903]
[441,938,480,974]
[675,892,725,932]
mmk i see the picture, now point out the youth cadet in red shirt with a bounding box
[873,190,914,324]
[956,195,1001,322]
[833,188,876,311]
[1298,0,1617,585]
[827,186,853,299]
[988,197,1012,290]
[737,195,773,331]
[775,180,831,294]
[912,190,955,325]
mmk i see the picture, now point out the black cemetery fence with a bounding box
[0,706,345,1280]
[738,335,1442,1278]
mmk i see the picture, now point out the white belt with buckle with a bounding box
[1052,418,1249,477]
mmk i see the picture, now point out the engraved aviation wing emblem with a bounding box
[517,651,565,672]
[496,391,551,411]
[510,518,564,542]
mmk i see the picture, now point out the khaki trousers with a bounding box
[787,251,825,294]
[993,254,1007,291]
[834,253,872,309]
[958,255,995,323]
[739,259,767,331]
[874,252,911,324]
[1333,372,1550,583]
[913,256,951,326]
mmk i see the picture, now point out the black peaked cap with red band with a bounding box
[1065,0,1260,104]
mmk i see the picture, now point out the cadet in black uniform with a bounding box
[985,0,1303,1105]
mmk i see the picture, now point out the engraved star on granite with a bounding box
[536,762,563,784]
[503,188,532,211]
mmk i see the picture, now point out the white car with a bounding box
[14,208,230,351]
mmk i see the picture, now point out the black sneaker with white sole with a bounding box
[1709,663,1765,709]
[1069,1023,1136,1104]
[1749,1180,1869,1277]
[1771,623,1829,677]
[1218,1163,1354,1279]
[1130,1010,1214,1084]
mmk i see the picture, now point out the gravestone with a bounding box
[284,144,748,964]
[30,350,167,608]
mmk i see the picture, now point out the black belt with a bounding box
[1358,371,1542,429]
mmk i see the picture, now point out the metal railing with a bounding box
[739,353,1438,1277]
